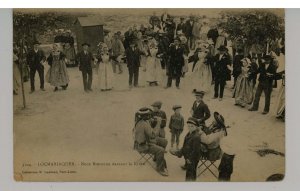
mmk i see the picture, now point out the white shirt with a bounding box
[219,54,224,60]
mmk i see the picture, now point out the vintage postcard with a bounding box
[13,8,285,182]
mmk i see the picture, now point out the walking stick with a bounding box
[19,38,26,109]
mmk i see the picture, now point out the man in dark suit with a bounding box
[184,16,195,50]
[190,90,211,126]
[125,41,142,88]
[249,55,277,114]
[166,37,185,89]
[213,45,232,101]
[77,43,94,92]
[176,17,186,35]
[26,41,46,93]
[207,26,219,45]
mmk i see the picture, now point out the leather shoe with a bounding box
[158,169,169,176]
[248,108,258,111]
[262,111,269,115]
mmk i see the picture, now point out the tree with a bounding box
[218,9,284,54]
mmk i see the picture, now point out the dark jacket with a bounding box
[248,61,259,83]
[152,110,167,129]
[167,44,184,77]
[177,22,186,34]
[125,47,142,68]
[257,62,277,85]
[77,50,94,71]
[232,54,244,78]
[27,49,46,68]
[184,20,194,37]
[47,51,65,66]
[214,53,232,81]
[207,28,219,43]
[191,100,211,124]
[180,131,205,161]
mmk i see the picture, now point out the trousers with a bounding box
[148,137,168,171]
[82,70,93,91]
[30,66,44,90]
[128,66,139,86]
[167,76,180,87]
[214,78,226,98]
[186,158,199,181]
[252,81,273,112]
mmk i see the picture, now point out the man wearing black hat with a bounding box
[213,45,232,101]
[165,37,185,89]
[191,90,211,126]
[170,117,205,181]
[249,55,277,114]
[125,41,143,88]
[26,41,46,93]
[77,43,94,92]
[134,107,168,176]
[176,17,186,36]
[185,16,195,50]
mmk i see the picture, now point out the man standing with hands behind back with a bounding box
[77,42,94,93]
[27,41,46,93]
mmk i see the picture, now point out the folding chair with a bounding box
[197,156,219,179]
[133,141,156,169]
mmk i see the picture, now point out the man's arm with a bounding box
[202,104,211,121]
[199,130,223,145]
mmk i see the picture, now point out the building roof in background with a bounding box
[75,17,103,26]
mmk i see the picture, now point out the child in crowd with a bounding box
[169,105,184,149]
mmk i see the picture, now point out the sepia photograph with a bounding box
[12,8,285,182]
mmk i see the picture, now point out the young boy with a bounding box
[169,105,184,150]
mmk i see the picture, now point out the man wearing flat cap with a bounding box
[213,45,232,101]
[76,43,94,92]
[134,107,168,176]
[249,55,277,114]
[170,117,205,181]
[166,37,185,89]
[151,101,167,138]
[190,90,211,126]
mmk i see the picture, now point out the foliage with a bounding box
[218,9,285,46]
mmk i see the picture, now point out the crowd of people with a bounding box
[13,11,285,180]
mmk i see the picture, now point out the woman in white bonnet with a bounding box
[189,46,212,93]
[96,43,114,91]
[46,43,69,92]
[233,58,255,107]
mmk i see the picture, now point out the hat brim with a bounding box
[173,106,182,110]
[82,43,90,47]
[218,47,227,51]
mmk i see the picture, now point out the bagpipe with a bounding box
[200,123,229,136]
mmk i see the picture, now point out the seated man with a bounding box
[199,111,227,161]
[134,107,168,176]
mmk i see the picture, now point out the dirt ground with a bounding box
[13,53,285,182]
